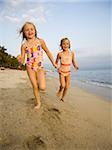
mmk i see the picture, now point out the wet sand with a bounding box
[0,69,111,150]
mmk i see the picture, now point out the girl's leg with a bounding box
[36,68,46,91]
[61,74,71,101]
[57,74,65,97]
[26,67,41,109]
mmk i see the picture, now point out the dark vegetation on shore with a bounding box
[0,45,25,70]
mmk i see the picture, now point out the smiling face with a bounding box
[60,38,70,51]
[19,22,37,41]
[23,23,36,40]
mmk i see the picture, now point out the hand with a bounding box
[16,55,21,63]
[75,66,79,70]
[58,68,61,73]
[53,63,58,69]
[18,64,22,70]
[18,65,21,69]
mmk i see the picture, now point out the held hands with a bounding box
[57,68,61,74]
[53,62,58,69]
[75,65,79,70]
[52,62,62,73]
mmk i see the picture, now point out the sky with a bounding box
[0,0,111,69]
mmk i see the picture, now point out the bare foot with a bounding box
[34,103,41,110]
[60,98,64,102]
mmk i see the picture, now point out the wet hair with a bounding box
[60,37,71,50]
[19,22,37,41]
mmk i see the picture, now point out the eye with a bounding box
[31,28,34,31]
[25,28,29,32]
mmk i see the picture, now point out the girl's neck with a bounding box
[63,49,69,53]
[26,37,37,47]
[27,37,36,42]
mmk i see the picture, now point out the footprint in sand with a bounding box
[24,135,47,150]
[0,137,11,150]
[47,107,61,114]
[42,106,61,124]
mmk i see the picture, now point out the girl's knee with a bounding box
[39,85,46,91]
[60,85,65,89]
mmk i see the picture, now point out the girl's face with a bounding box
[23,23,36,39]
[61,39,70,51]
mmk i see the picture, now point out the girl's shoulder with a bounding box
[21,41,27,49]
[69,50,75,55]
[58,50,63,55]
[37,38,44,44]
[71,50,77,57]
[57,51,63,57]
[71,50,74,55]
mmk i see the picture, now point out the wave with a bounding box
[80,79,112,89]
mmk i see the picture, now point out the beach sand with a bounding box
[0,69,111,150]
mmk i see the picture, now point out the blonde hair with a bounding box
[19,22,37,41]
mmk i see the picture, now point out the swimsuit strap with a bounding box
[25,38,41,49]
[36,38,41,44]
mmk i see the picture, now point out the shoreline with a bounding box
[48,71,112,101]
[72,79,112,101]
[0,69,111,150]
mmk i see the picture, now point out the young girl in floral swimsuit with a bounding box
[18,22,57,110]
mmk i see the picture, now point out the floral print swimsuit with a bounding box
[25,40,43,71]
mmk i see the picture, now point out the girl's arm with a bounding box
[72,51,79,70]
[40,39,57,68]
[55,53,61,73]
[55,53,60,65]
[20,44,25,65]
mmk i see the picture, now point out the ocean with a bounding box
[47,67,112,101]
[71,68,112,101]
[72,69,112,88]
